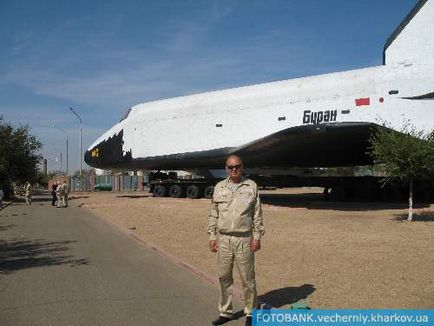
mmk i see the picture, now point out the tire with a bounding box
[204,186,214,199]
[169,185,184,198]
[414,181,432,203]
[330,186,346,201]
[186,185,201,199]
[380,184,402,202]
[153,185,167,197]
[354,182,378,202]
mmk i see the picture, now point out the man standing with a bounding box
[208,155,264,326]
[56,181,63,208]
[51,182,58,206]
[24,181,32,206]
[61,180,69,208]
[0,186,4,209]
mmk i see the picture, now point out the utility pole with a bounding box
[53,124,68,175]
[69,107,83,177]
[60,152,63,172]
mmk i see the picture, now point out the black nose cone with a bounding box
[84,150,92,166]
[85,129,132,169]
[84,147,103,168]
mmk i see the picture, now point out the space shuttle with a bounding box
[85,0,434,172]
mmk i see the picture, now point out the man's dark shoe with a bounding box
[245,316,252,326]
[212,315,232,325]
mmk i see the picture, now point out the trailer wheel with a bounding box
[186,185,201,199]
[169,185,184,198]
[354,182,378,202]
[414,181,432,203]
[330,186,346,201]
[204,186,214,199]
[153,185,167,197]
[381,183,405,202]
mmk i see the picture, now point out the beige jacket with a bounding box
[24,183,32,197]
[208,177,264,241]
[62,183,69,194]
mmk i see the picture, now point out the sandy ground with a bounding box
[71,188,434,309]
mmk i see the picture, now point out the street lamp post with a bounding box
[53,124,68,175]
[55,150,62,172]
[60,152,63,172]
[69,107,83,177]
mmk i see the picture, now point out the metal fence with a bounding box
[69,176,90,192]
[68,175,145,192]
[95,175,114,191]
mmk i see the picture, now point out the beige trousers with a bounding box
[57,195,63,207]
[217,233,257,318]
[62,194,68,207]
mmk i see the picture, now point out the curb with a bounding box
[0,200,13,211]
[129,232,220,287]
[128,229,273,308]
[83,206,257,304]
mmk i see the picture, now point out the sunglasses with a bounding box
[226,164,242,170]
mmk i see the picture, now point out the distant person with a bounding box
[208,155,264,326]
[61,180,69,207]
[24,181,32,206]
[0,186,4,209]
[51,182,58,206]
[56,181,64,208]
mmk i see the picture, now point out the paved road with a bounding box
[0,197,244,326]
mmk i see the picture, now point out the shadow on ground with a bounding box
[13,196,51,203]
[116,194,150,199]
[259,284,316,308]
[393,211,434,222]
[0,238,89,275]
[0,223,17,232]
[69,195,90,200]
[260,193,431,211]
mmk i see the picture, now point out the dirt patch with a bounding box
[73,188,434,309]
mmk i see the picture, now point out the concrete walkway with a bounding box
[0,198,244,326]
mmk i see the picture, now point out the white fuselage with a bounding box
[89,62,434,159]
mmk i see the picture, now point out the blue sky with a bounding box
[0,0,417,173]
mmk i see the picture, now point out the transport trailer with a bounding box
[150,178,221,199]
[148,172,434,202]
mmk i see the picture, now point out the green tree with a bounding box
[368,124,434,221]
[36,171,49,188]
[0,116,42,197]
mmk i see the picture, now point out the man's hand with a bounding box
[209,240,218,253]
[250,239,261,252]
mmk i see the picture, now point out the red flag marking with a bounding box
[355,97,370,106]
